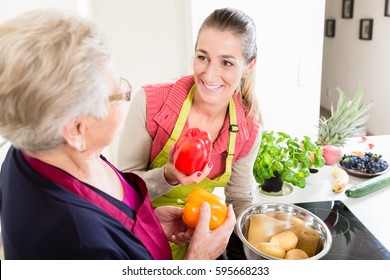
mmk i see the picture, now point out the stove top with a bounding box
[227,200,390,260]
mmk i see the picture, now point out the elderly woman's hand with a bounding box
[155,206,194,246]
[184,202,236,260]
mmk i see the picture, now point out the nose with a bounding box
[203,61,220,80]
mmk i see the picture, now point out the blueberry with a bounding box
[342,152,388,173]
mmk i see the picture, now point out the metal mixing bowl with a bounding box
[236,202,332,260]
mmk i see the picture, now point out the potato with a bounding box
[285,249,309,260]
[265,211,279,218]
[270,230,298,251]
[295,227,321,257]
[247,212,322,260]
[288,221,306,236]
[275,213,305,227]
[256,242,286,259]
[247,214,290,245]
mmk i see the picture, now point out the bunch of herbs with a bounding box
[253,131,325,188]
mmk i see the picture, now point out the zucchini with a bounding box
[345,175,390,198]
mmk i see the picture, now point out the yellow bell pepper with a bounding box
[182,188,227,230]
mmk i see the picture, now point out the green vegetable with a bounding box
[253,131,325,188]
[345,175,390,198]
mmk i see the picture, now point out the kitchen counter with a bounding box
[1,135,389,258]
[215,135,390,253]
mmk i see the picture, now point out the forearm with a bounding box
[117,90,175,200]
[136,166,176,200]
[225,129,262,217]
[225,159,255,218]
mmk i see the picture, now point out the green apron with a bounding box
[149,85,238,259]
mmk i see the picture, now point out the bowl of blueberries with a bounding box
[339,151,389,178]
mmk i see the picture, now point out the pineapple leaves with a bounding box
[317,87,374,147]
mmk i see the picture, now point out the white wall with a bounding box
[321,0,390,135]
[0,0,87,21]
[91,0,191,92]
[90,0,191,164]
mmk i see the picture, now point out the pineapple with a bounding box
[317,87,374,147]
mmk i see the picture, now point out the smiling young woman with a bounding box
[117,8,263,260]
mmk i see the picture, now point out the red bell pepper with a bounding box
[173,128,212,175]
[182,188,227,230]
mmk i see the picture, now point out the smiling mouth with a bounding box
[203,80,223,90]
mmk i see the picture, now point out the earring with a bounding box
[79,143,86,152]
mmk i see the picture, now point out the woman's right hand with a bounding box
[184,202,236,260]
[164,143,213,186]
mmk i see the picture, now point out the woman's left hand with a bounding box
[155,206,194,246]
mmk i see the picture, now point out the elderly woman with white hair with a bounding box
[0,9,235,260]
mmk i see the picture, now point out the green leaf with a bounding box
[287,140,301,149]
[314,154,325,167]
[291,158,298,168]
[297,168,310,178]
[281,169,295,183]
[263,152,272,165]
[300,157,312,169]
[253,130,325,189]
[296,178,306,188]
[272,161,284,173]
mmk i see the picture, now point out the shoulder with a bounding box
[232,97,262,158]
[131,88,147,107]
[232,95,260,137]
[143,81,174,102]
[142,81,175,117]
[144,76,195,133]
[143,75,194,103]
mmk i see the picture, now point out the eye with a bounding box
[222,60,234,67]
[197,55,208,62]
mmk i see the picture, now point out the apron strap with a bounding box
[226,97,238,174]
[169,84,195,141]
[150,85,195,166]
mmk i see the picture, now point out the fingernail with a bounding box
[197,172,202,177]
[201,202,210,210]
[208,162,213,168]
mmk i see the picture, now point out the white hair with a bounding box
[0,9,112,152]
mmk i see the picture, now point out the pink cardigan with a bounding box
[144,75,260,179]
